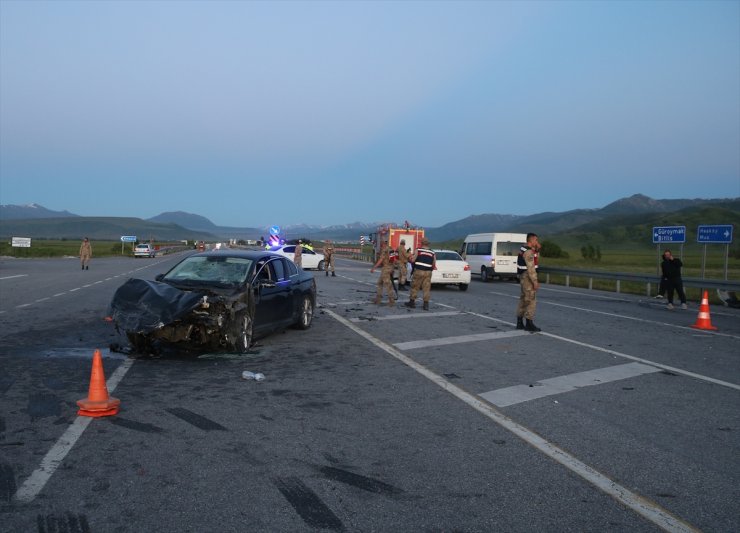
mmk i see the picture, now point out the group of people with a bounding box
[371,237,434,310]
[292,240,337,277]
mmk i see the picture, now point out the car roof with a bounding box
[432,249,461,254]
[190,249,284,260]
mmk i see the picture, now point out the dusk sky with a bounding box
[1,0,738,229]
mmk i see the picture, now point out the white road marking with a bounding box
[480,362,661,407]
[0,274,28,280]
[69,287,81,292]
[16,303,32,308]
[14,357,135,504]
[53,293,65,297]
[324,308,700,533]
[465,311,740,392]
[395,330,528,350]
[489,290,740,340]
[351,311,460,323]
[540,286,630,302]
[35,297,50,303]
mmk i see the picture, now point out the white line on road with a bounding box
[16,303,32,308]
[489,290,740,340]
[395,329,528,350]
[69,287,81,292]
[480,362,661,407]
[465,311,740,392]
[53,293,65,297]
[351,311,460,323]
[324,308,700,533]
[14,357,135,504]
[35,297,50,303]
[0,274,28,280]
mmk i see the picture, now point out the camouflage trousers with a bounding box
[397,262,408,285]
[409,270,432,303]
[516,275,537,320]
[375,268,395,303]
[325,255,335,272]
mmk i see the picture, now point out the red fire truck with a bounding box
[370,222,425,260]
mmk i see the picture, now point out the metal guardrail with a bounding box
[538,266,740,295]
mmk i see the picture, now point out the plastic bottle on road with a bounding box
[242,371,265,381]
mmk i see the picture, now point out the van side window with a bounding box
[467,242,491,255]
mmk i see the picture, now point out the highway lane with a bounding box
[1,254,738,532]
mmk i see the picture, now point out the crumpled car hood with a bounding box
[109,278,206,334]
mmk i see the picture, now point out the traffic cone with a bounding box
[77,349,120,417]
[690,291,718,331]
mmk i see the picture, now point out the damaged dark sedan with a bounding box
[109,250,316,355]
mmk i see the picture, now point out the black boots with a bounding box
[404,300,416,309]
[516,317,524,330]
[525,319,541,332]
[332,272,336,277]
[325,271,329,276]
[422,302,429,311]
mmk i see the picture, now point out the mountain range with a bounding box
[1,195,738,245]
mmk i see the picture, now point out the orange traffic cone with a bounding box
[690,291,718,331]
[77,349,120,417]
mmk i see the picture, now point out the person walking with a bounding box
[396,239,410,290]
[516,232,541,332]
[294,240,303,268]
[323,240,336,276]
[79,237,92,270]
[661,249,687,310]
[404,238,435,311]
[371,241,395,306]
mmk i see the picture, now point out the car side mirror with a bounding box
[155,274,164,281]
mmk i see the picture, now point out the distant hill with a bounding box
[1,195,737,243]
[0,203,78,220]
[0,216,217,241]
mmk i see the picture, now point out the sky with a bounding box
[1,0,739,229]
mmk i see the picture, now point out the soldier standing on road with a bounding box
[79,237,92,270]
[397,239,409,290]
[404,238,435,311]
[294,240,303,269]
[516,232,541,332]
[371,241,395,307]
[323,240,336,277]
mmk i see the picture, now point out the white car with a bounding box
[270,245,325,270]
[430,249,471,290]
[134,243,155,258]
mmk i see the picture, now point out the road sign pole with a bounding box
[725,244,729,281]
[701,244,707,279]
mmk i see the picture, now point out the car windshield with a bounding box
[163,256,253,285]
[435,251,462,261]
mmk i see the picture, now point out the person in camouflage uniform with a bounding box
[79,237,92,270]
[404,238,435,310]
[516,232,541,332]
[323,240,336,277]
[371,241,395,307]
[396,239,409,290]
[294,240,303,268]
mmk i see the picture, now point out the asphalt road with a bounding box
[1,253,738,533]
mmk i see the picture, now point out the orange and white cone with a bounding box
[77,349,120,417]
[690,291,718,331]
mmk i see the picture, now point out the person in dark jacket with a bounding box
[661,249,687,310]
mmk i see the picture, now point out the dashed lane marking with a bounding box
[489,290,740,340]
[14,357,135,504]
[480,362,661,407]
[0,274,28,280]
[394,329,528,350]
[324,308,700,533]
[351,311,460,323]
[465,311,740,392]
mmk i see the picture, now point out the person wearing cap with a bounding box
[404,238,435,311]
[371,240,395,307]
[294,240,303,268]
[661,249,687,310]
[79,237,92,270]
[516,232,541,332]
[323,240,336,277]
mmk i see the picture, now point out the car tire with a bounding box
[481,267,489,282]
[317,260,325,271]
[296,295,314,329]
[459,283,469,291]
[233,312,253,353]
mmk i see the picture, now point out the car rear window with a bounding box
[436,251,462,261]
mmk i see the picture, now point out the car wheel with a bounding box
[481,267,489,282]
[317,260,325,271]
[459,283,469,291]
[296,295,314,329]
[233,312,253,353]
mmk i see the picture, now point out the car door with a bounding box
[252,260,280,330]
[269,257,294,324]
